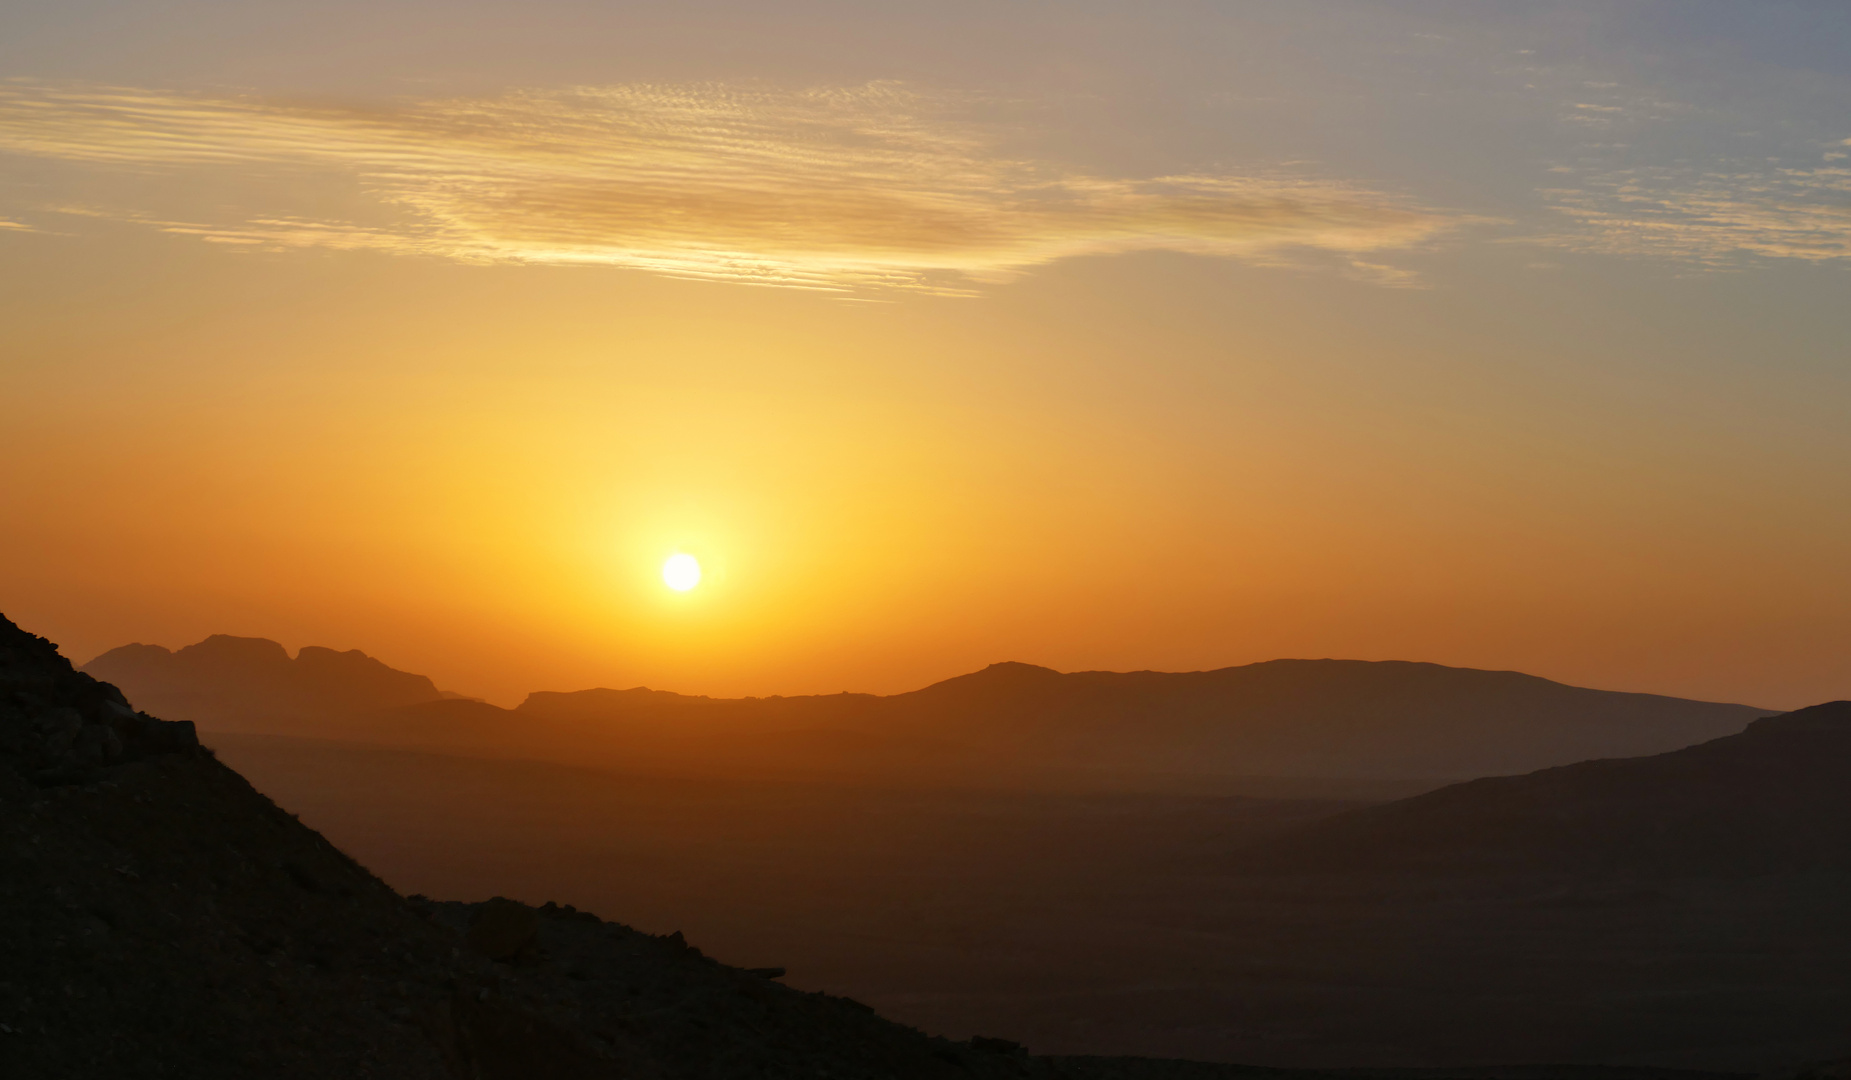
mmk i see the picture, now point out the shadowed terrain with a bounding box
[207,707,1851,1071]
[21,616,1849,1074]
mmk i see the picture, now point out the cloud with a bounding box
[0,82,1458,291]
[1542,166,1851,266]
[1509,62,1851,269]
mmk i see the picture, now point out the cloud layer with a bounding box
[1544,164,1851,267]
[0,82,1455,291]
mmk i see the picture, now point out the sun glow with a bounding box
[662,553,702,592]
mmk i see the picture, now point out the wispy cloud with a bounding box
[1500,58,1851,269]
[0,82,1458,291]
[1543,165,1851,266]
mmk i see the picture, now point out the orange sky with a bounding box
[3,2,1850,709]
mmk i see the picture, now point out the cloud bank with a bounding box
[1544,164,1851,267]
[0,82,1455,291]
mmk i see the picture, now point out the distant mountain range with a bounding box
[85,636,1773,791]
[83,635,443,729]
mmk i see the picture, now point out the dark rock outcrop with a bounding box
[0,616,198,784]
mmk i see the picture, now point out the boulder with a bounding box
[466,898,539,962]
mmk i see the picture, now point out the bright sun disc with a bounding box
[661,553,702,591]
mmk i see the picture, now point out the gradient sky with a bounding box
[3,1,1849,709]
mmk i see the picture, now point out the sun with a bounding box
[661,552,702,592]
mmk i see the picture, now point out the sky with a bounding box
[3,1,1849,709]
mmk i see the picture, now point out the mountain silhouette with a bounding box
[88,636,1771,790]
[1242,700,1851,876]
[83,635,444,733]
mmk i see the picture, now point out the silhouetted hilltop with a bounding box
[83,634,1772,791]
[1244,700,1851,877]
[499,658,1769,789]
[83,635,443,733]
[883,659,1768,776]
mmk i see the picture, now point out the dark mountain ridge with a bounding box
[84,638,1770,791]
[1241,700,1851,877]
[84,634,442,731]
